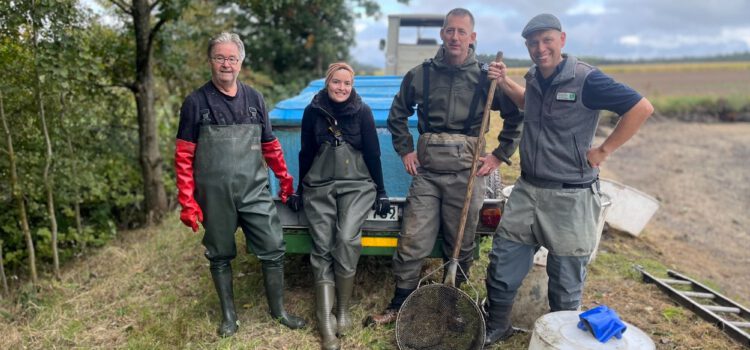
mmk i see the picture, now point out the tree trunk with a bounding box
[31,0,60,279]
[132,0,168,224]
[1,91,38,286]
[60,93,83,237]
[0,241,8,297]
[39,91,60,280]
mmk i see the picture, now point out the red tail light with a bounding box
[481,207,502,228]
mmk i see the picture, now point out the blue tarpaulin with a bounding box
[269,76,419,197]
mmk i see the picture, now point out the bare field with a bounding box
[599,119,750,305]
[508,61,750,98]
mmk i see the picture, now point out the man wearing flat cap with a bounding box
[483,13,654,345]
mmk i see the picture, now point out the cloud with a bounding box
[619,35,640,46]
[352,0,750,67]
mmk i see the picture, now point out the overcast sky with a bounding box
[352,0,750,67]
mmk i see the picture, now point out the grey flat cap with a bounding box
[522,13,562,38]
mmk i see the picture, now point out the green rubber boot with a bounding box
[261,259,306,329]
[316,282,341,350]
[334,274,355,335]
[210,265,239,337]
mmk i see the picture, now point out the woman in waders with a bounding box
[286,62,390,350]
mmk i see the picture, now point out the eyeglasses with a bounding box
[211,56,240,65]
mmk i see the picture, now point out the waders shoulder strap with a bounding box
[199,87,213,126]
[462,63,489,136]
[321,110,344,146]
[422,59,432,133]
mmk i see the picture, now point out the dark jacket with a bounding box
[387,45,523,164]
[298,88,386,194]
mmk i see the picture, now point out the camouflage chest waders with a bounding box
[392,136,486,291]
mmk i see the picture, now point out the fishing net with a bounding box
[396,284,485,350]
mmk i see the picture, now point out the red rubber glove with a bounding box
[261,138,294,204]
[175,139,203,232]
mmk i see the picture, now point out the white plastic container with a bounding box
[599,178,659,236]
[528,311,655,350]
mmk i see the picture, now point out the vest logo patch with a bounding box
[556,92,577,102]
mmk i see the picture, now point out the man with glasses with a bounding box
[174,32,305,337]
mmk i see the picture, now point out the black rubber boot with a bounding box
[484,302,515,346]
[334,274,355,335]
[210,264,239,337]
[316,283,341,350]
[389,287,416,310]
[261,259,306,329]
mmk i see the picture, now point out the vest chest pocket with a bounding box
[544,101,586,130]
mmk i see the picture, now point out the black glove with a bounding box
[287,193,303,212]
[372,192,390,217]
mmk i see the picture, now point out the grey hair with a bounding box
[207,32,246,62]
[444,8,475,29]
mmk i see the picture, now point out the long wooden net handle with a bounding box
[450,51,504,260]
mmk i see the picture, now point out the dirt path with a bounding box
[601,119,750,303]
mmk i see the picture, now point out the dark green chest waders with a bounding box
[302,141,375,281]
[194,123,305,333]
[303,141,376,346]
[194,123,284,262]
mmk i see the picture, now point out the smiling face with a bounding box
[525,29,566,78]
[326,69,353,103]
[209,42,242,88]
[439,14,476,65]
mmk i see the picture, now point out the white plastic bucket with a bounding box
[599,178,659,236]
[528,311,655,350]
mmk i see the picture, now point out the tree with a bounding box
[108,0,189,224]
[0,240,8,296]
[29,0,62,279]
[0,90,37,286]
[227,0,407,95]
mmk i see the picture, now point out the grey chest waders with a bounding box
[303,141,376,348]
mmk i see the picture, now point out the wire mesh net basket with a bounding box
[396,283,485,350]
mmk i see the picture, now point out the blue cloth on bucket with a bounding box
[577,305,628,343]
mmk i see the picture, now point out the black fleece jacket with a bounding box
[297,88,386,195]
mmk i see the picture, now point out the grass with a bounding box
[1,189,745,348]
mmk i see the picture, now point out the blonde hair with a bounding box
[325,62,355,87]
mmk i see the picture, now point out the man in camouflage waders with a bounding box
[366,8,524,326]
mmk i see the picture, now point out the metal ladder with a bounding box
[638,267,750,347]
